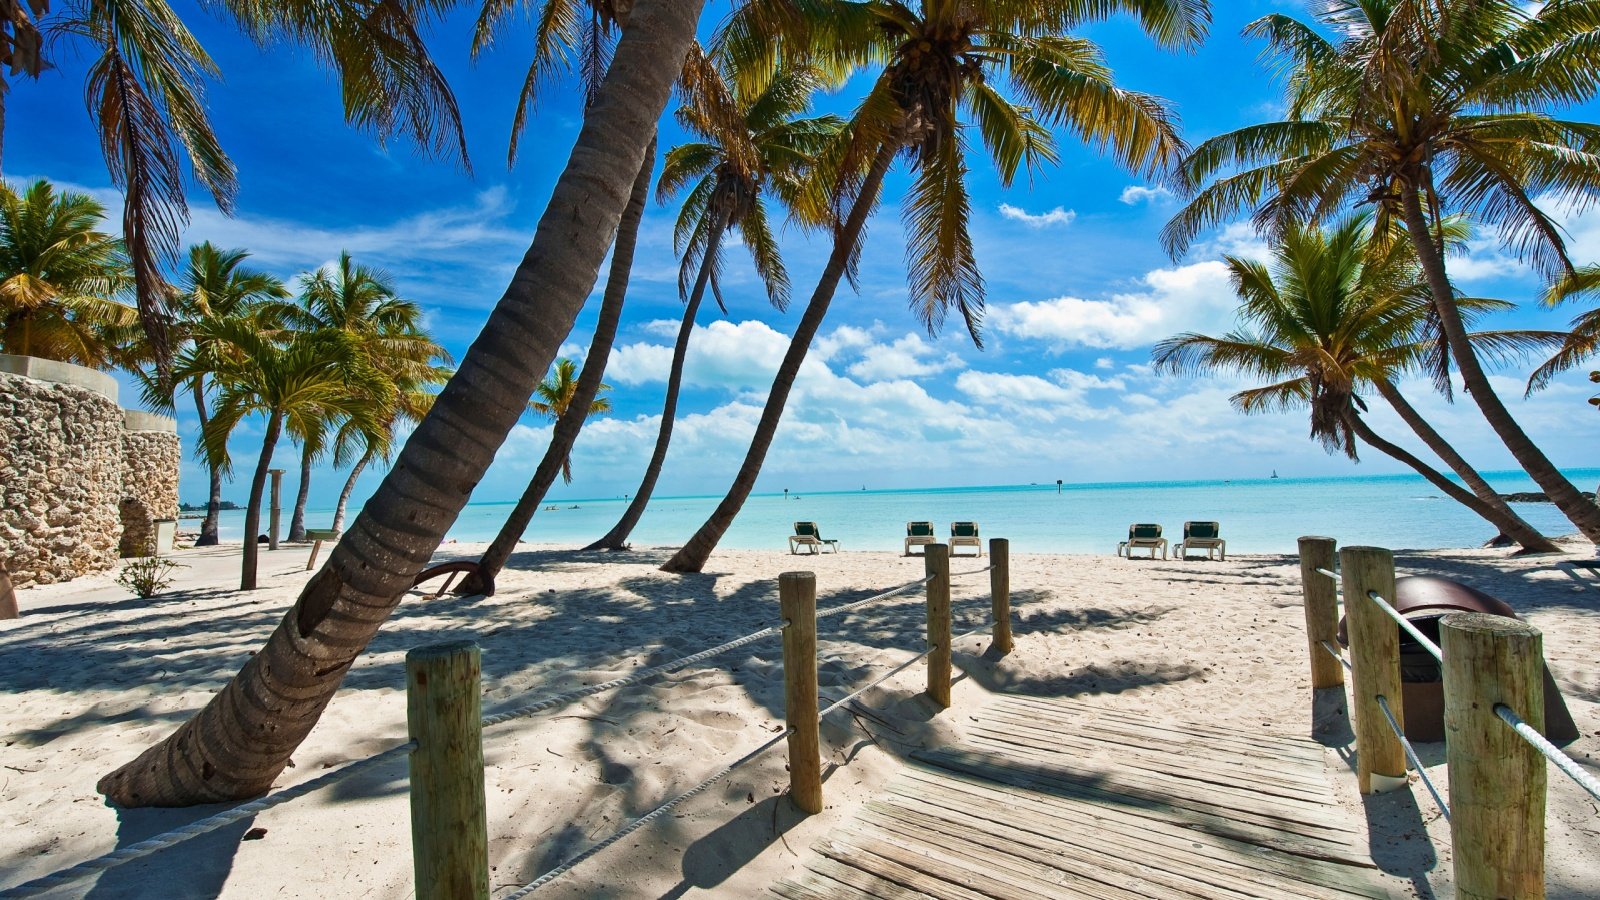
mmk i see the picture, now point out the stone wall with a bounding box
[0,356,181,589]
[0,369,125,588]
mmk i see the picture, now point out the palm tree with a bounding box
[529,357,613,483]
[586,53,843,553]
[1154,216,1560,552]
[1529,267,1600,397]
[270,252,443,543]
[188,322,382,591]
[660,0,1205,572]
[327,364,450,532]
[1162,0,1600,542]
[0,1,47,174]
[169,243,289,546]
[0,179,134,366]
[98,0,704,807]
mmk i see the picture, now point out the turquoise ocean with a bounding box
[204,468,1599,556]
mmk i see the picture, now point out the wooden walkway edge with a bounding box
[772,694,1403,899]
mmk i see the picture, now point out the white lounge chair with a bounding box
[1117,523,1167,559]
[905,521,936,556]
[950,521,982,557]
[789,521,839,555]
[1174,521,1226,560]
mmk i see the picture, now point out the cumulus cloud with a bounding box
[847,333,964,382]
[1119,185,1174,205]
[986,260,1238,351]
[999,203,1076,228]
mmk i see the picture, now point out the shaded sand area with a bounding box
[1,538,1597,898]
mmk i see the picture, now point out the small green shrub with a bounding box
[117,557,185,599]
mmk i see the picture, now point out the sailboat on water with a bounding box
[1271,469,1280,479]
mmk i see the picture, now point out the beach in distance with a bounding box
[210,468,1600,555]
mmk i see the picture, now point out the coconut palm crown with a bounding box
[725,0,1207,346]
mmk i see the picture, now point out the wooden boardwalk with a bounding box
[772,694,1403,899]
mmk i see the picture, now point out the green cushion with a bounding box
[952,522,978,537]
[909,522,935,537]
[794,522,819,537]
[1186,522,1219,539]
[1130,524,1162,539]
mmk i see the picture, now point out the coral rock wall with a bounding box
[0,362,180,589]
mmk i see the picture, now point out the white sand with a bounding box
[1,537,1597,898]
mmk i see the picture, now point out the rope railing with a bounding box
[1319,639,1351,671]
[1313,566,1340,583]
[0,741,418,898]
[1365,589,1442,662]
[1496,703,1600,805]
[1375,694,1450,821]
[1,540,1016,900]
[500,727,796,899]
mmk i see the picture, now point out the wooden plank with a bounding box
[983,701,1329,765]
[859,799,1253,900]
[966,727,1337,807]
[916,747,1368,854]
[814,833,1040,900]
[806,855,961,900]
[989,696,1327,757]
[885,772,1394,899]
[847,812,1160,900]
[971,710,1336,790]
[830,825,1085,900]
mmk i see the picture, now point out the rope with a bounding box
[500,728,794,897]
[1313,567,1340,582]
[0,740,417,898]
[815,574,933,620]
[480,623,786,729]
[1320,639,1352,671]
[819,647,936,719]
[950,565,994,578]
[1375,695,1450,821]
[1496,704,1600,806]
[1365,590,1442,662]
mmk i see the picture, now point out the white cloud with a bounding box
[987,260,1238,351]
[1094,357,1115,370]
[846,333,964,382]
[1119,185,1174,205]
[998,203,1076,228]
[814,324,882,362]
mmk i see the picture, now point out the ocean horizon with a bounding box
[202,467,1600,556]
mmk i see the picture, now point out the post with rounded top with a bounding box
[268,469,285,551]
[1340,546,1406,793]
[1297,536,1343,689]
[926,543,952,707]
[989,538,1013,655]
[1442,613,1546,900]
[407,641,489,900]
[780,571,822,814]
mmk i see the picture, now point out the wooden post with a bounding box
[1442,613,1546,900]
[1340,546,1407,793]
[989,538,1012,655]
[925,543,952,707]
[780,571,822,814]
[1297,536,1343,689]
[268,469,285,551]
[0,563,16,620]
[407,641,489,900]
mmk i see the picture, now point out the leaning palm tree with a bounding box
[1162,0,1600,541]
[586,55,843,553]
[0,1,48,173]
[0,179,134,366]
[1154,215,1560,552]
[98,0,703,807]
[168,243,289,546]
[660,0,1205,572]
[271,252,443,542]
[190,322,383,591]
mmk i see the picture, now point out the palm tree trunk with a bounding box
[331,449,373,533]
[458,133,656,595]
[660,141,898,573]
[193,378,222,547]
[240,411,283,592]
[1372,378,1558,553]
[1400,185,1600,542]
[96,0,704,807]
[1344,408,1553,542]
[586,204,729,552]
[288,443,313,542]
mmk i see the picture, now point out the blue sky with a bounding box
[13,1,1599,513]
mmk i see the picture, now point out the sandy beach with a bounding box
[1,538,1597,898]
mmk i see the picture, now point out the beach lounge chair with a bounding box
[789,521,840,555]
[1174,521,1226,561]
[950,521,982,557]
[1117,523,1167,559]
[905,521,936,556]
